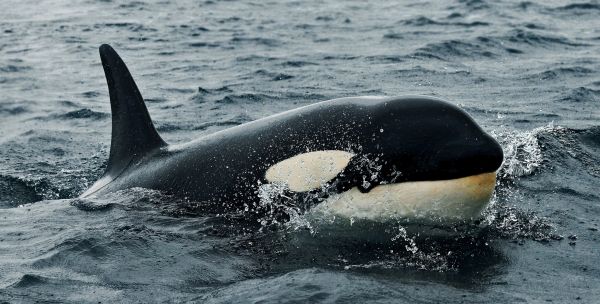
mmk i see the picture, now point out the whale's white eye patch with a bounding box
[265,150,355,192]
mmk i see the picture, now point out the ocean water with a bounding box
[1,0,599,303]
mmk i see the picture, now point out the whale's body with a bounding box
[82,45,503,224]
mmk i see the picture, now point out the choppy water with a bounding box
[1,0,599,303]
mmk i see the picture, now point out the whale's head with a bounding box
[355,96,503,187]
[265,96,504,224]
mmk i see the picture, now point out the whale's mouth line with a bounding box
[312,172,498,223]
[370,171,497,192]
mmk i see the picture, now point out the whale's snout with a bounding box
[456,133,504,176]
[479,134,504,172]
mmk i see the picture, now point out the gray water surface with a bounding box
[1,0,599,303]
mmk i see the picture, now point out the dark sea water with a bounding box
[1,0,599,303]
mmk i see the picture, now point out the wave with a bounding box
[215,93,275,104]
[235,55,277,62]
[0,173,78,206]
[0,175,43,207]
[254,69,294,81]
[118,1,146,9]
[525,66,594,80]
[457,0,490,10]
[551,2,600,14]
[559,87,600,103]
[408,28,585,60]
[10,274,48,288]
[365,55,404,63]
[81,91,101,98]
[189,41,220,48]
[0,103,29,115]
[96,22,157,32]
[505,29,586,47]
[282,60,318,67]
[156,122,187,132]
[0,64,31,73]
[53,109,109,120]
[401,16,490,27]
[382,32,404,40]
[416,40,497,59]
[321,54,360,61]
[196,85,234,95]
[230,37,281,47]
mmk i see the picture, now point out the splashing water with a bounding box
[482,124,562,241]
[493,123,563,179]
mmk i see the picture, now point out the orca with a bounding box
[81,44,503,224]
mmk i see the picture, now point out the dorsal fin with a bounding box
[99,44,166,175]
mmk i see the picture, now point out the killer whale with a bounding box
[81,44,503,224]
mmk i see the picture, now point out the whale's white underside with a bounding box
[312,172,496,223]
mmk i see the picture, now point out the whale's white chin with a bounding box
[310,172,497,224]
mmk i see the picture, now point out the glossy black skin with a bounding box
[84,95,504,211]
